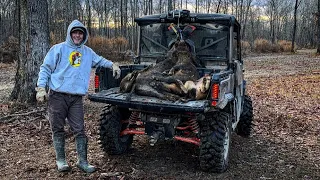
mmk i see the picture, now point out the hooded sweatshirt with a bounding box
[37,20,113,95]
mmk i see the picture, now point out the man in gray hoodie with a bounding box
[36,20,121,173]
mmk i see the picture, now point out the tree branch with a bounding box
[0,108,46,121]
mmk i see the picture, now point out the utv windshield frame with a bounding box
[139,23,230,62]
[134,11,242,67]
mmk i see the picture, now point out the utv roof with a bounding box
[135,10,240,29]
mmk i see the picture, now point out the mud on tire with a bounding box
[199,111,231,173]
[99,105,133,155]
[236,95,253,137]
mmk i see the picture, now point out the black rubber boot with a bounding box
[75,137,96,173]
[52,136,71,172]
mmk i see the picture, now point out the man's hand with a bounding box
[112,62,121,79]
[35,87,47,103]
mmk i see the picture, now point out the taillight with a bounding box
[211,83,219,106]
[94,75,99,90]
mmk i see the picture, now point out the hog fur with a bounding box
[184,75,211,100]
[120,39,200,101]
[121,57,188,101]
[167,40,199,82]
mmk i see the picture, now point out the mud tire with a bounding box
[199,111,231,173]
[99,105,133,155]
[236,95,253,137]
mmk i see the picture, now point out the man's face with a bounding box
[71,30,84,45]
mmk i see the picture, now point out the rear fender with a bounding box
[215,74,234,109]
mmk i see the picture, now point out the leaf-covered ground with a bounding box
[0,50,319,179]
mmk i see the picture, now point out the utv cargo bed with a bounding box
[88,88,211,113]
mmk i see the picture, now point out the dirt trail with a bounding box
[0,51,319,179]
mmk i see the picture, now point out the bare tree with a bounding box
[241,0,253,40]
[91,0,105,35]
[13,0,19,38]
[168,0,173,12]
[267,0,277,44]
[0,1,16,43]
[318,0,320,53]
[291,0,299,52]
[10,0,50,103]
[216,0,222,13]
[85,0,92,36]
[3,0,316,59]
[46,0,82,44]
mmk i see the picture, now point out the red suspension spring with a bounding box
[129,111,140,126]
[187,113,199,134]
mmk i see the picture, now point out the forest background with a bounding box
[0,1,319,179]
[1,0,319,102]
[1,0,319,62]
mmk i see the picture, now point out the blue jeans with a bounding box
[48,90,86,138]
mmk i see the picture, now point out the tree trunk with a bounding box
[241,0,253,40]
[292,0,299,52]
[216,0,222,13]
[168,0,173,12]
[185,0,188,10]
[317,0,320,53]
[120,0,124,36]
[86,0,92,36]
[124,0,128,38]
[195,0,198,13]
[10,0,50,103]
[13,0,20,38]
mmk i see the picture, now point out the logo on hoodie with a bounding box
[69,51,82,67]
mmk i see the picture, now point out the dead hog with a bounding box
[167,40,199,82]
[133,68,188,101]
[120,39,200,101]
[119,70,141,93]
[119,53,177,94]
[121,58,188,101]
[124,71,187,101]
[184,75,211,100]
[120,65,153,93]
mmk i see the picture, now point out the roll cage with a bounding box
[134,10,242,68]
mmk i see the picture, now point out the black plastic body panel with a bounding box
[88,88,210,113]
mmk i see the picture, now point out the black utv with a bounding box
[89,10,253,173]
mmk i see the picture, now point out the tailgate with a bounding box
[88,87,211,113]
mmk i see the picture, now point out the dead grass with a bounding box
[278,40,295,52]
[253,38,298,53]
[87,36,130,62]
[241,40,251,55]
